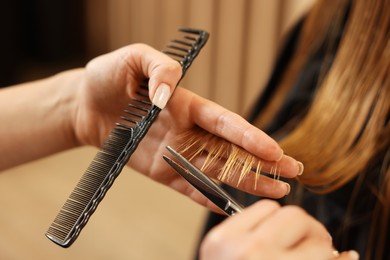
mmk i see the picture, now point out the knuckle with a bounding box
[151,60,182,80]
[199,228,227,256]
[257,199,281,210]
[214,110,229,134]
[200,231,255,260]
[168,60,182,74]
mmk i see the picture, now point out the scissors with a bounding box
[163,146,244,216]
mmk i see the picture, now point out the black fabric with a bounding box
[195,9,389,260]
[247,18,304,124]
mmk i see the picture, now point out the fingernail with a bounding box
[152,83,171,109]
[297,162,304,175]
[285,183,291,195]
[348,250,359,260]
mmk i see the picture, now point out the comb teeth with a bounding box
[45,28,209,248]
[162,28,209,71]
[46,128,133,246]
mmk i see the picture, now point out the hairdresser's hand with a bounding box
[75,43,303,208]
[75,43,182,146]
[200,200,359,260]
[132,87,303,207]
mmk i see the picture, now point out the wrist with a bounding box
[49,68,85,148]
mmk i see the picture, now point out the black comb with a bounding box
[45,28,209,248]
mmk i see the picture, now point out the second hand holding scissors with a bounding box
[163,146,244,216]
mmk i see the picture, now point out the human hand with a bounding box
[72,44,303,209]
[199,200,359,260]
[74,43,182,146]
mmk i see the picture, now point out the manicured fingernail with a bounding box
[152,83,171,109]
[348,250,359,260]
[297,162,304,175]
[285,183,291,195]
[332,250,339,256]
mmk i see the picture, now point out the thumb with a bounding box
[147,55,182,109]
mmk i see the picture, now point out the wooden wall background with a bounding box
[0,1,315,259]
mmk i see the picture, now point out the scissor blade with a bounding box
[166,147,225,194]
[163,155,229,212]
[164,146,244,215]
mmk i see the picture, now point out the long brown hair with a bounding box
[178,0,389,258]
[258,0,389,258]
[277,0,389,192]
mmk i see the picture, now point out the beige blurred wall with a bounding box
[0,1,315,259]
[0,147,206,259]
[86,0,315,115]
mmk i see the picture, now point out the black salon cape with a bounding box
[195,17,390,260]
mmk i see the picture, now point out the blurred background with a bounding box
[0,0,314,259]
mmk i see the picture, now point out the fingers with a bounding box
[166,85,303,171]
[218,154,302,197]
[200,201,346,260]
[291,248,360,260]
[148,63,182,109]
[252,205,331,248]
[289,238,339,260]
[95,43,182,109]
[261,154,304,178]
[200,200,281,259]
[336,250,360,260]
[188,96,284,162]
[209,200,281,235]
[228,173,291,198]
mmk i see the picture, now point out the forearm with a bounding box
[0,69,83,171]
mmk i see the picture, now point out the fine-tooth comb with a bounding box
[45,28,209,248]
